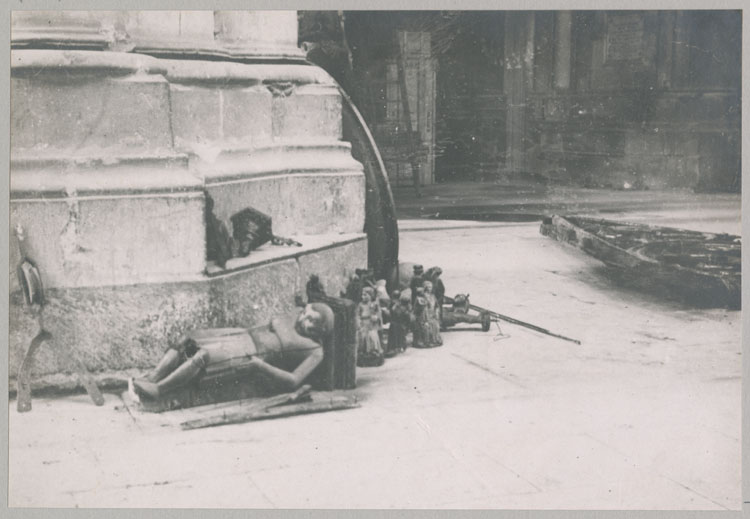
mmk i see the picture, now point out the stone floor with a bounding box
[8,203,742,509]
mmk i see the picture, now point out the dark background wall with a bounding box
[300,10,741,193]
[527,11,741,192]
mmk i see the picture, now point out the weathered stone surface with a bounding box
[221,87,274,144]
[170,85,273,148]
[170,85,223,145]
[125,11,215,48]
[214,10,303,59]
[11,73,172,153]
[9,236,367,391]
[204,144,365,236]
[11,11,112,49]
[208,171,365,236]
[217,259,300,328]
[272,84,343,140]
[10,192,206,290]
[297,239,368,299]
[9,281,214,379]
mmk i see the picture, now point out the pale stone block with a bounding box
[170,85,223,146]
[178,11,216,41]
[287,172,367,235]
[214,11,299,54]
[221,87,273,144]
[10,192,205,290]
[9,279,215,378]
[11,11,111,48]
[216,259,301,328]
[207,171,365,237]
[272,84,343,140]
[11,74,173,153]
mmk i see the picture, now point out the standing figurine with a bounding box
[410,264,425,306]
[422,281,443,347]
[356,287,384,367]
[374,279,391,322]
[344,271,363,303]
[412,286,427,348]
[306,274,327,302]
[387,290,410,355]
[425,266,445,320]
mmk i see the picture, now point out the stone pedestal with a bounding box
[10,11,366,392]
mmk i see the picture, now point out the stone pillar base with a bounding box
[9,235,366,394]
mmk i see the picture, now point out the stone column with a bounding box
[214,10,304,59]
[503,12,535,175]
[11,11,113,49]
[554,11,572,90]
[10,11,366,391]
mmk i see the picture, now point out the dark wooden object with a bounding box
[540,215,741,309]
[308,294,357,390]
[180,387,360,431]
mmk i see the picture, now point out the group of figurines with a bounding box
[346,265,445,368]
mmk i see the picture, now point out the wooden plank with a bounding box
[180,391,359,430]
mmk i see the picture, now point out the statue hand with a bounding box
[248,357,265,370]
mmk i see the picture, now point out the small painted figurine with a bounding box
[425,266,445,318]
[422,280,443,347]
[374,279,391,323]
[410,264,425,306]
[387,290,410,355]
[344,268,376,305]
[356,287,384,367]
[412,286,427,348]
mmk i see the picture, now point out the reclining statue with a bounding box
[131,303,335,402]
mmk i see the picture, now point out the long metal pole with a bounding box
[445,296,581,344]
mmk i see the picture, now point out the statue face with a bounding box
[296,305,324,339]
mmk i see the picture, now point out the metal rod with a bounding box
[445,296,581,345]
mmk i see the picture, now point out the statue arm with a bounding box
[250,347,323,391]
[271,315,316,349]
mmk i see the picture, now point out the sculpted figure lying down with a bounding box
[131,303,334,401]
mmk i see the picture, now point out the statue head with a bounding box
[295,303,334,341]
[427,266,442,279]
